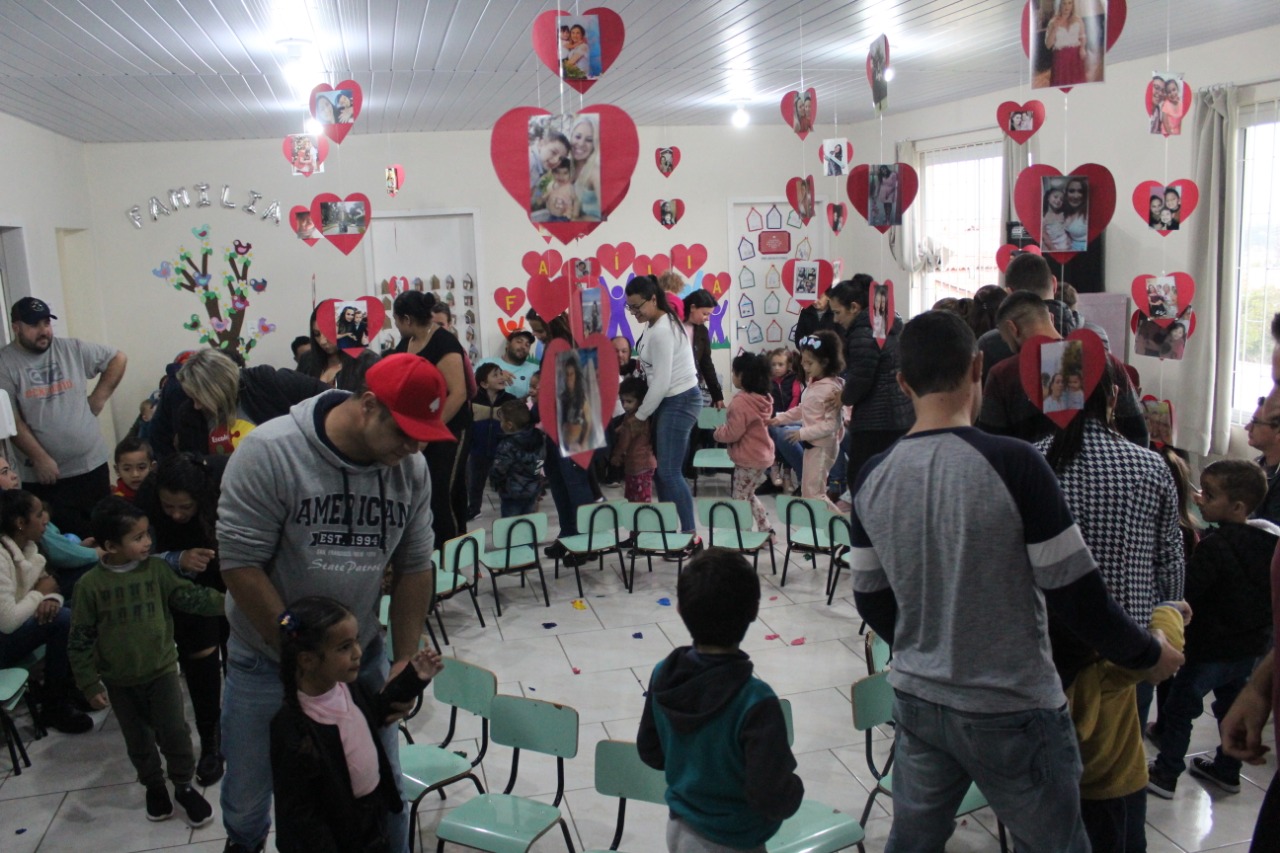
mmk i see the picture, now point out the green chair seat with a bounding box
[707,528,772,550]
[767,799,866,853]
[435,568,472,595]
[790,529,832,549]
[0,668,29,710]
[399,743,476,800]
[692,447,734,468]
[558,532,618,555]
[435,793,564,853]
[875,771,988,815]
[481,545,539,570]
[633,532,693,552]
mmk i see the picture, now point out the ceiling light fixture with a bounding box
[884,67,896,82]
[732,105,750,128]
[277,38,319,107]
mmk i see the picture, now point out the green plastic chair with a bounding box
[697,497,776,576]
[776,496,836,587]
[691,407,733,496]
[583,739,668,852]
[432,529,487,645]
[479,512,550,616]
[434,694,579,853]
[0,668,33,775]
[850,674,1007,850]
[864,631,891,676]
[624,502,694,593]
[770,698,867,853]
[554,502,628,597]
[401,658,498,851]
[824,515,852,606]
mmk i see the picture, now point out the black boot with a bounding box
[196,722,224,787]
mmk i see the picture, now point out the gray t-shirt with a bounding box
[850,427,1097,713]
[0,337,116,480]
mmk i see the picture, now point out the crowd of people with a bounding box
[0,257,1276,853]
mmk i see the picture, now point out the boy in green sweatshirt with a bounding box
[68,496,225,827]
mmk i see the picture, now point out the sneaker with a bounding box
[41,702,93,735]
[543,542,568,559]
[1189,756,1241,793]
[561,551,591,568]
[223,842,266,853]
[174,783,213,828]
[146,784,174,821]
[195,748,225,787]
[664,536,704,561]
[1146,762,1177,799]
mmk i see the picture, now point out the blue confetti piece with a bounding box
[657,597,671,606]
[542,622,557,629]
[16,828,28,834]
[632,631,644,639]
[528,686,536,691]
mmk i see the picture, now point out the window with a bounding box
[916,141,1004,311]
[1232,101,1280,423]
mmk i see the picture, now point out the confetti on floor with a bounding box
[764,634,780,641]
[790,637,806,646]
[657,597,671,606]
[769,596,778,601]
[572,667,582,675]
[571,600,587,610]
[632,631,643,639]
[542,622,557,629]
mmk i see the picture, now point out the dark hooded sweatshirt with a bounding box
[637,647,803,848]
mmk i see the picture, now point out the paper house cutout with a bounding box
[739,267,757,289]
[766,266,781,289]
[739,293,756,318]
[746,207,764,232]
[766,205,783,230]
[738,237,756,261]
[787,210,803,229]
[766,320,783,342]
[795,238,812,261]
[764,292,781,315]
[786,296,801,315]
[746,321,764,344]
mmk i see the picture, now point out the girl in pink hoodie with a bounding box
[767,331,845,511]
[713,353,777,531]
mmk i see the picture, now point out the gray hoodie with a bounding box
[217,391,434,660]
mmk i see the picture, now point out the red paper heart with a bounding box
[530,8,626,94]
[490,105,639,245]
[870,280,895,348]
[386,164,405,196]
[315,297,385,357]
[996,100,1046,145]
[1013,164,1116,262]
[779,88,817,140]
[781,259,834,306]
[281,134,329,177]
[633,254,671,278]
[817,141,854,169]
[1131,180,1199,235]
[671,244,708,278]
[538,335,620,469]
[846,164,920,234]
[866,36,890,100]
[1141,395,1175,448]
[1130,272,1195,328]
[290,206,320,246]
[308,193,372,255]
[568,257,601,284]
[786,176,816,225]
[596,243,637,279]
[494,287,527,317]
[827,203,848,235]
[310,81,363,144]
[569,284,611,344]
[522,250,564,279]
[702,272,732,299]
[656,147,681,176]
[1018,330,1107,428]
[995,243,1042,273]
[1020,0,1127,91]
[527,274,571,322]
[653,199,685,229]
[1145,79,1192,122]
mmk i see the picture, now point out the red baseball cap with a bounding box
[364,354,456,443]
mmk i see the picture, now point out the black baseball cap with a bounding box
[11,297,57,324]
[507,329,536,343]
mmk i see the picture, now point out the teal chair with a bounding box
[697,497,776,576]
[0,667,33,775]
[401,658,498,851]
[583,740,669,852]
[864,631,891,675]
[691,407,733,496]
[434,694,579,853]
[479,513,550,616]
[776,496,836,587]
[824,514,852,606]
[554,502,629,597]
[433,529,487,645]
[771,698,867,853]
[851,673,1007,851]
[624,502,695,593]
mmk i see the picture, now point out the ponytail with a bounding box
[626,275,685,335]
[278,596,354,710]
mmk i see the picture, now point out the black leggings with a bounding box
[425,429,471,545]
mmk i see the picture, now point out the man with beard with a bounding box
[476,329,539,399]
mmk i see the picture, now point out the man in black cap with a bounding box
[0,297,127,537]
[476,328,539,399]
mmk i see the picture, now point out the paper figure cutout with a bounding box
[708,301,729,349]
[780,88,817,139]
[1132,180,1199,235]
[998,100,1046,145]
[766,266,781,289]
[308,192,371,255]
[1147,73,1190,137]
[739,268,757,289]
[764,292,781,315]
[656,147,680,176]
[738,237,756,261]
[1022,0,1127,93]
[795,238,813,261]
[739,293,756,318]
[746,321,764,344]
[766,320,783,342]
[746,208,764,232]
[1014,163,1117,262]
[605,284,633,344]
[868,34,890,112]
[1131,272,1195,328]
[531,8,626,94]
[309,81,362,143]
[765,205,783,230]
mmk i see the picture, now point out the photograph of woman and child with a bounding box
[871,283,890,340]
[1030,0,1106,89]
[1147,185,1182,230]
[333,303,370,352]
[556,347,606,455]
[868,164,901,227]
[1039,338,1087,413]
[1148,73,1186,136]
[528,113,603,223]
[288,134,322,177]
[1040,175,1090,252]
[313,90,356,124]
[1136,313,1191,360]
[558,17,602,80]
[659,200,680,226]
[318,200,367,235]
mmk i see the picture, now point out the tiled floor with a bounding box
[1,475,1274,852]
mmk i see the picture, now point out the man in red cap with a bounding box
[214,353,452,853]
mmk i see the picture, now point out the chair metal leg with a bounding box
[424,615,444,653]
[998,819,1009,853]
[574,560,585,599]
[558,817,577,852]
[468,583,486,628]
[768,540,777,576]
[535,562,551,607]
[780,544,794,586]
[489,570,504,617]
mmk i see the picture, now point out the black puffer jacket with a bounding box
[841,312,914,432]
[1183,520,1279,664]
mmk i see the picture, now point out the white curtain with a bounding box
[1183,85,1240,456]
[890,138,921,276]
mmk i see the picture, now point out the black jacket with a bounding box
[1183,520,1278,664]
[296,349,380,393]
[793,305,840,344]
[841,312,914,432]
[690,324,723,404]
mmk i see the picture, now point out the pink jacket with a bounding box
[713,391,775,470]
[772,375,845,451]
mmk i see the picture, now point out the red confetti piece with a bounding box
[572,667,581,674]
[765,634,780,641]
[790,637,806,646]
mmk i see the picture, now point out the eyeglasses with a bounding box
[625,300,649,314]
[1247,418,1280,430]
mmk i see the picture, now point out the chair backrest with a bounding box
[696,407,727,429]
[576,501,627,542]
[433,658,497,718]
[490,694,579,758]
[697,498,754,549]
[776,495,833,533]
[631,502,681,548]
[865,631,891,675]
[439,528,486,573]
[851,672,894,731]
[491,513,548,550]
[827,514,852,548]
[778,697,795,747]
[593,740,666,805]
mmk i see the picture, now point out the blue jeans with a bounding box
[888,691,1088,853]
[1154,656,1258,778]
[0,607,74,693]
[769,424,804,476]
[220,633,408,852]
[654,387,702,532]
[500,496,537,517]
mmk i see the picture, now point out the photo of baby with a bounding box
[557,347,605,455]
[528,113,603,223]
[1039,338,1086,413]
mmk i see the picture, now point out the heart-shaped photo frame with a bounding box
[290,206,320,246]
[1020,0,1127,93]
[386,164,405,196]
[671,244,708,278]
[282,133,329,177]
[654,199,685,229]
[817,140,854,172]
[1013,163,1116,262]
[656,146,680,177]
[308,193,372,255]
[866,35,890,111]
[1134,308,1195,360]
[310,81,363,144]
[633,254,671,278]
[1141,395,1175,448]
[315,296,385,357]
[596,242,637,279]
[1131,272,1195,328]
[1018,330,1107,428]
[996,100,1046,145]
[827,203,848,235]
[995,243,1042,273]
[846,164,920,234]
[786,176,817,225]
[870,280,895,348]
[1131,179,1199,235]
[490,105,639,245]
[531,8,626,93]
[781,259,834,306]
[493,287,527,317]
[780,88,817,140]
[702,272,732,300]
[1145,77,1192,134]
[538,335,621,470]
[522,249,564,279]
[569,282,611,343]
[527,274,571,322]
[568,257,601,287]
